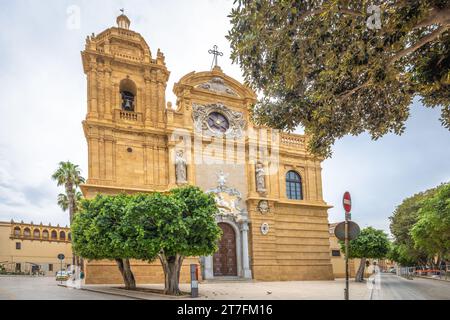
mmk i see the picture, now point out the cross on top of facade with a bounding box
[208,45,223,70]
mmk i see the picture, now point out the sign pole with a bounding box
[57,253,65,285]
[344,214,349,300]
[342,191,352,301]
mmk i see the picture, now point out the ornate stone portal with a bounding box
[203,171,252,279]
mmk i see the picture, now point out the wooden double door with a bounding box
[213,223,238,276]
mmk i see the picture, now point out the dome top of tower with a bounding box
[116,11,131,29]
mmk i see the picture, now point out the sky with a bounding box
[0,0,449,233]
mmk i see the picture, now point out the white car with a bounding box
[56,270,70,281]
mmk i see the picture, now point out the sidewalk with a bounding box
[81,279,371,300]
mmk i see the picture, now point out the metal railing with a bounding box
[398,264,450,281]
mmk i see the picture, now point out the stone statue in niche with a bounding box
[175,150,187,184]
[217,170,229,188]
[255,162,266,193]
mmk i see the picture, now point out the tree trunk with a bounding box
[66,183,76,267]
[115,258,136,290]
[355,258,366,282]
[159,253,184,296]
[123,259,136,290]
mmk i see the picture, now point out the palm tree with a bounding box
[52,161,85,269]
[57,191,83,213]
[52,161,85,225]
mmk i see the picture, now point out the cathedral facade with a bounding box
[80,14,334,284]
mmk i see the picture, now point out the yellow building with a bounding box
[328,223,359,278]
[0,220,72,276]
[80,13,334,284]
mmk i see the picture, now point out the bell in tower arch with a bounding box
[121,91,135,111]
[119,78,137,112]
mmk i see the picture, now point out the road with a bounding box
[0,276,133,300]
[370,273,450,300]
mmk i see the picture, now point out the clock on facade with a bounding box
[207,112,230,133]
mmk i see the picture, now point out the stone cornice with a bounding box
[246,197,333,209]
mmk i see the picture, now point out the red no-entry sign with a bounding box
[343,191,352,213]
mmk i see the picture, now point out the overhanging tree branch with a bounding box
[339,24,449,100]
[388,25,450,66]
[297,7,363,21]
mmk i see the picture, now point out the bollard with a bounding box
[190,264,199,298]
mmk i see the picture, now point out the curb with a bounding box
[58,283,144,300]
[413,276,450,283]
[80,287,147,300]
[58,283,196,300]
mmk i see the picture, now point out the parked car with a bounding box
[388,267,396,274]
[55,270,70,281]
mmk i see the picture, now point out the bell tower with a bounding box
[81,14,171,197]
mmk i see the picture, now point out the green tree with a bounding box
[341,227,390,282]
[72,186,221,295]
[411,183,450,264]
[389,186,440,265]
[133,186,222,295]
[71,194,158,289]
[227,1,450,157]
[387,243,419,266]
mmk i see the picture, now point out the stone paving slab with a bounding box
[82,279,371,300]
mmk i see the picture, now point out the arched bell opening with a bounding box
[119,78,137,112]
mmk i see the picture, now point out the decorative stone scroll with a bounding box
[192,103,246,139]
[257,200,270,214]
[196,77,238,96]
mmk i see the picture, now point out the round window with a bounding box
[207,112,230,133]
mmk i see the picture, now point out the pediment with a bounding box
[174,68,257,101]
[196,77,238,96]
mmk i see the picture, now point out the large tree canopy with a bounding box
[132,186,222,295]
[411,183,450,262]
[72,186,221,295]
[389,184,442,265]
[71,194,158,289]
[228,1,450,157]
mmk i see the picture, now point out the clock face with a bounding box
[207,112,230,133]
